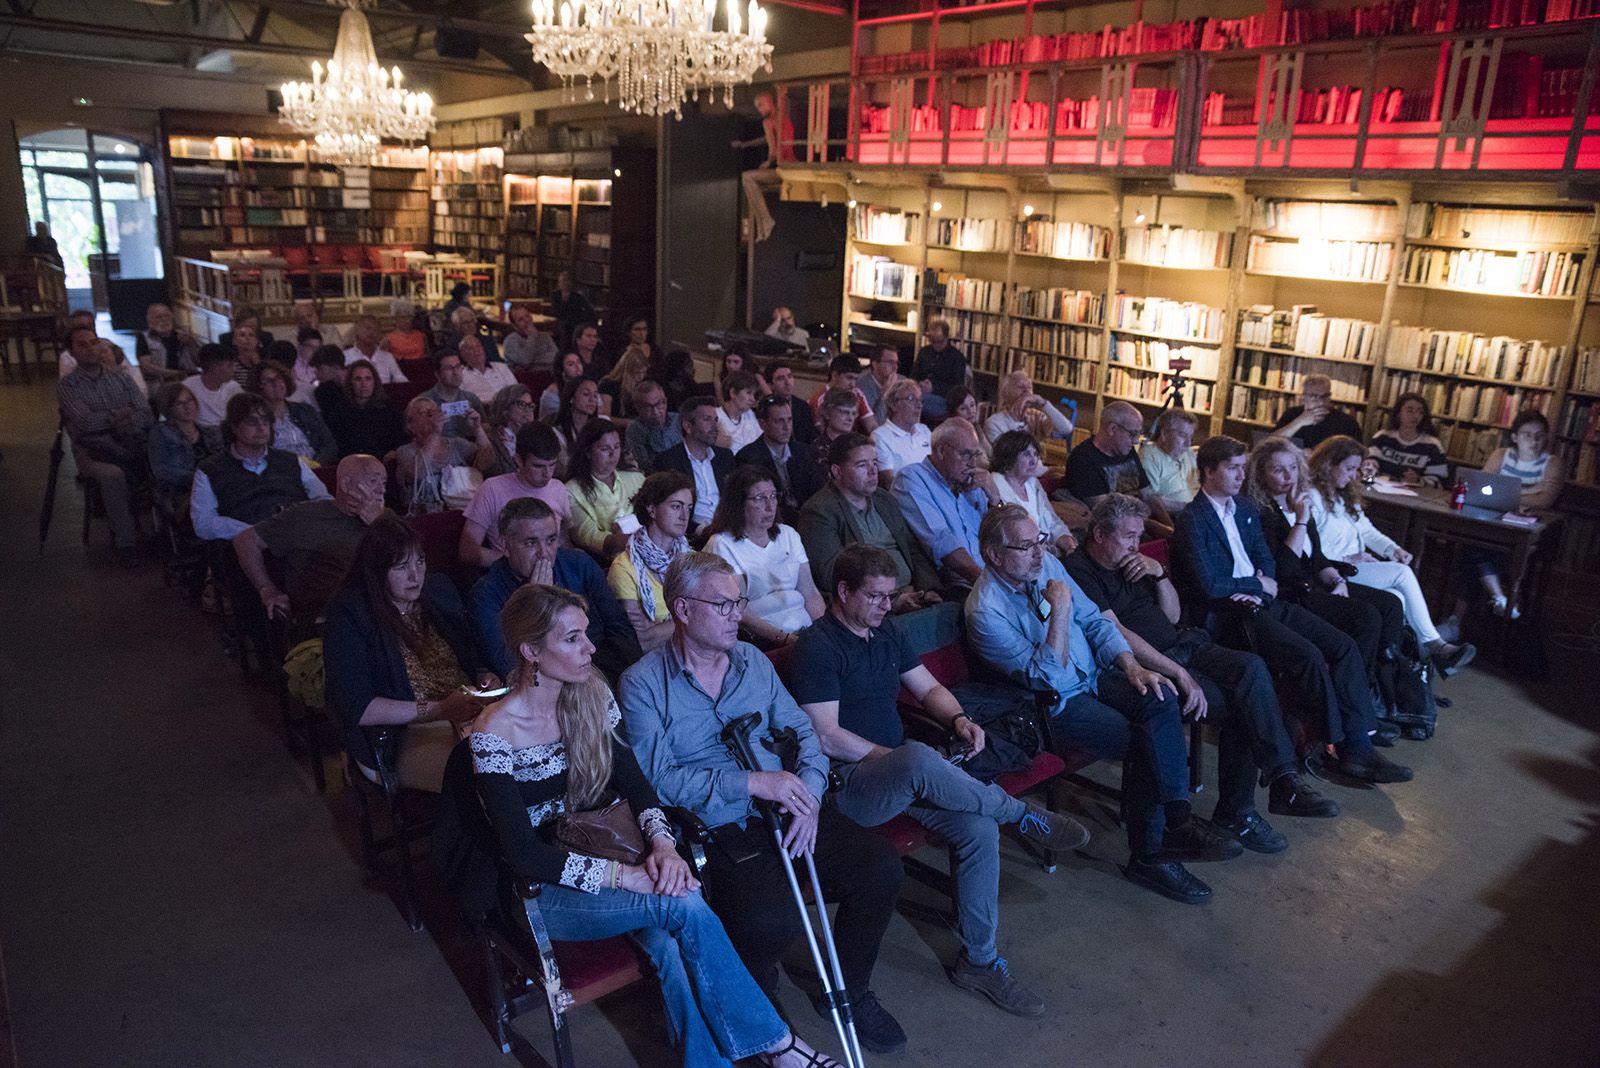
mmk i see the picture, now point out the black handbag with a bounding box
[945,682,1043,784]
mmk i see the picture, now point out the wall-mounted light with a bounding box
[613,168,622,177]
[931,200,943,212]
[1023,204,1034,216]
[848,199,857,208]
[1134,212,1147,224]
[73,96,92,107]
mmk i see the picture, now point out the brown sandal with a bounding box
[756,1032,843,1068]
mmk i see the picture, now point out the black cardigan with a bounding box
[1257,500,1349,600]
[323,574,483,770]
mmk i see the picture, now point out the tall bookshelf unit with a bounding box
[429,145,506,262]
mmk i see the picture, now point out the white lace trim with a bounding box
[638,806,673,843]
[470,730,567,782]
[526,797,566,828]
[561,852,610,894]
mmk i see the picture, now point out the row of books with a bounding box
[1385,325,1566,385]
[1014,286,1105,326]
[1565,436,1600,484]
[1399,246,1585,296]
[1568,346,1600,393]
[851,203,919,245]
[1110,340,1222,378]
[924,271,1005,313]
[1405,203,1594,245]
[1121,226,1234,269]
[1232,351,1370,400]
[1200,83,1430,128]
[1227,389,1292,425]
[1556,395,1600,442]
[1012,321,1105,360]
[931,216,1003,252]
[1247,236,1394,281]
[1237,306,1382,362]
[1014,219,1113,260]
[938,308,1009,347]
[859,90,1177,138]
[1254,199,1399,237]
[1380,373,1551,427]
[1030,353,1100,392]
[848,253,919,301]
[1106,366,1215,413]
[1111,294,1227,341]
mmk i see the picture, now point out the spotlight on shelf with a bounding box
[613,168,622,177]
[1134,212,1147,224]
[848,199,857,208]
[1023,204,1034,217]
[931,201,943,212]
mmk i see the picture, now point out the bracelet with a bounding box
[952,712,972,725]
[608,861,621,890]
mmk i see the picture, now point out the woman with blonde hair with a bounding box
[469,585,841,1068]
[599,343,651,421]
[1307,436,1475,676]
[983,370,1073,446]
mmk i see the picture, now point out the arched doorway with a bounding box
[18,128,163,319]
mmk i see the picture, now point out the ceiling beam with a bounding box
[232,0,532,39]
[0,10,526,79]
[244,5,270,43]
[382,0,535,83]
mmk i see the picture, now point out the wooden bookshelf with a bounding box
[430,145,505,263]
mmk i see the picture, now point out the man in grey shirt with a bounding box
[624,378,683,473]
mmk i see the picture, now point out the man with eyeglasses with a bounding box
[421,349,487,441]
[190,391,329,543]
[621,552,909,1055]
[966,504,1224,904]
[788,545,1088,1019]
[891,417,995,591]
[1065,401,1175,538]
[1272,372,1363,451]
[623,379,683,473]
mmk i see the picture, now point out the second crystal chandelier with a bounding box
[527,0,774,119]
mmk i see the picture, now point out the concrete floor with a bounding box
[1,371,1597,1068]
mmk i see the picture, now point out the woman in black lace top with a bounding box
[470,584,842,1068]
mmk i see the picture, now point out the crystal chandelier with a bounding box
[279,0,436,165]
[527,0,774,119]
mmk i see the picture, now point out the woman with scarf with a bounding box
[606,471,694,653]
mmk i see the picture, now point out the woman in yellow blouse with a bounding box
[565,418,645,560]
[606,470,694,652]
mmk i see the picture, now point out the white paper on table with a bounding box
[1367,481,1419,497]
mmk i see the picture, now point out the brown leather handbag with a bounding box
[556,795,647,864]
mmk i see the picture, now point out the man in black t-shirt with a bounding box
[1064,401,1175,536]
[1063,494,1340,850]
[788,545,1086,1019]
[1272,373,1364,451]
[911,318,969,418]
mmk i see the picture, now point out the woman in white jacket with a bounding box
[1306,435,1475,676]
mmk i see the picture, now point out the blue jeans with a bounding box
[535,885,787,1067]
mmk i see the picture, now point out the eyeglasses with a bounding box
[951,447,983,462]
[1107,422,1141,437]
[747,492,778,505]
[684,596,749,617]
[512,399,535,410]
[858,590,895,607]
[1001,533,1050,554]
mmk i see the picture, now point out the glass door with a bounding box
[36,168,102,307]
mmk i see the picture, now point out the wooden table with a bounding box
[1362,484,1564,617]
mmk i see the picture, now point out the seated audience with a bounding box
[620,552,908,1054]
[608,471,695,653]
[945,386,989,466]
[422,349,488,441]
[912,319,969,419]
[617,316,661,381]
[94,337,149,400]
[765,304,810,346]
[1307,436,1475,675]
[468,499,639,684]
[396,396,492,515]
[705,467,824,646]
[813,387,867,470]
[219,306,273,350]
[599,344,650,421]
[624,379,683,473]
[147,382,222,512]
[1368,392,1448,487]
[381,299,428,363]
[764,361,816,447]
[347,316,412,384]
[990,429,1076,556]
[251,360,335,465]
[872,378,933,485]
[468,583,838,1068]
[569,322,605,380]
[442,282,474,325]
[321,359,406,460]
[1064,401,1175,536]
[547,376,602,475]
[300,344,347,411]
[716,371,764,453]
[566,419,644,559]
[964,505,1214,903]
[857,345,902,424]
[1065,495,1339,842]
[810,354,877,433]
[984,370,1072,446]
[227,320,264,386]
[459,336,517,405]
[1140,409,1199,514]
[291,326,323,390]
[540,351,586,422]
[654,396,736,536]
[190,392,328,542]
[649,346,699,413]
[1272,373,1363,451]
[891,418,992,591]
[323,516,493,792]
[483,383,538,477]
[1173,436,1412,783]
[550,270,594,349]
[135,302,198,386]
[712,350,747,407]
[798,432,943,612]
[448,305,501,366]
[736,394,825,523]
[460,424,571,569]
[58,324,155,560]
[182,344,243,428]
[233,454,391,622]
[790,544,1087,1017]
[500,304,557,371]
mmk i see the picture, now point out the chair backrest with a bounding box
[363,246,386,271]
[386,379,429,410]
[280,245,310,269]
[1140,538,1169,567]
[313,464,338,496]
[513,368,553,398]
[407,509,466,573]
[339,245,364,268]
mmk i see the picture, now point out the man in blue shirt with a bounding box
[790,545,1087,1020]
[891,417,991,590]
[965,504,1228,905]
[621,552,908,1054]
[468,497,638,684]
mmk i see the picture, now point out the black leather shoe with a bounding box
[1268,773,1340,818]
[1160,818,1243,862]
[1212,810,1288,854]
[814,989,906,1056]
[1371,722,1399,748]
[1431,641,1476,677]
[1339,750,1415,784]
[1124,858,1212,904]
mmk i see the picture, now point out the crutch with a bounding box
[720,712,867,1068]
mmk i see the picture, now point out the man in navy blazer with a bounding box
[1173,436,1412,785]
[653,395,737,535]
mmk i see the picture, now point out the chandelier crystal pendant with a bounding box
[279,0,436,165]
[527,0,774,119]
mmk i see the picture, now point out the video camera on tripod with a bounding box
[1161,356,1193,412]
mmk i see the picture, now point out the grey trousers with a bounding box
[833,741,1026,964]
[76,453,139,548]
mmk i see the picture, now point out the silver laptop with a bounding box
[1461,469,1522,519]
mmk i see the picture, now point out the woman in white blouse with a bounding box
[990,429,1078,557]
[1307,435,1476,675]
[983,370,1073,446]
[714,370,763,453]
[703,466,824,647]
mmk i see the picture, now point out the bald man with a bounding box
[233,454,394,620]
[1064,401,1175,537]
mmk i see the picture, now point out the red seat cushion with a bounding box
[385,380,429,410]
[363,247,386,271]
[550,936,645,1006]
[339,245,363,268]
[313,465,337,495]
[1139,538,1169,567]
[407,509,465,572]
[281,245,310,270]
[875,813,931,855]
[995,751,1066,796]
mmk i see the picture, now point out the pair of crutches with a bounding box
[720,712,867,1068]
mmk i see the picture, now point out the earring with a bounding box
[531,662,540,687]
